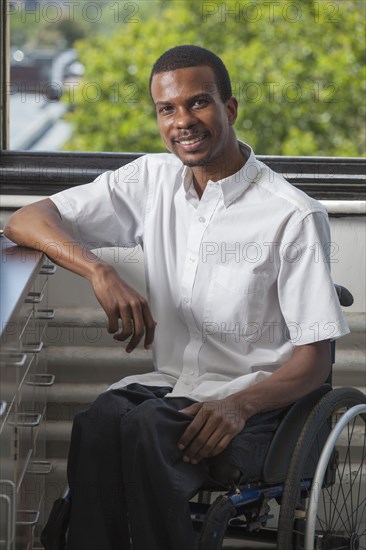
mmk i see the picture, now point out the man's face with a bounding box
[150,66,238,169]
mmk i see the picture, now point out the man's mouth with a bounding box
[175,133,208,151]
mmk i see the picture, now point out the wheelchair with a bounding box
[192,387,366,550]
[190,285,366,550]
[41,285,366,550]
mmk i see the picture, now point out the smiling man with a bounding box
[4,46,349,550]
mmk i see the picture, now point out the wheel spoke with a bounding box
[329,416,353,531]
[321,486,352,534]
[347,418,355,529]
[355,422,366,529]
[327,415,363,535]
[311,411,366,542]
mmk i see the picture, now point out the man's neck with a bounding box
[191,144,248,199]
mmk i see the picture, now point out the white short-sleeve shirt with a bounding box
[51,142,349,401]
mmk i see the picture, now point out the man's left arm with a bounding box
[178,339,331,464]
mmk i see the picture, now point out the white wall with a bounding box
[329,217,366,313]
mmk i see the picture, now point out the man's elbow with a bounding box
[3,203,38,245]
[3,208,26,243]
[4,199,58,245]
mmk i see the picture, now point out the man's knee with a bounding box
[71,390,130,442]
[120,398,192,464]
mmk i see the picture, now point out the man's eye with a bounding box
[159,106,173,113]
[193,99,208,108]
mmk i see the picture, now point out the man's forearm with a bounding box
[4,198,157,351]
[236,341,331,419]
[4,198,103,281]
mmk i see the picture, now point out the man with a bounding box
[4,45,349,549]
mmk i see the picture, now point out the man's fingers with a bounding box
[110,299,157,353]
[125,301,146,352]
[178,404,204,450]
[91,266,156,352]
[107,314,119,335]
[111,306,134,340]
[179,403,202,417]
[180,415,222,462]
[187,429,228,464]
[112,304,142,348]
[177,399,247,463]
[141,301,157,350]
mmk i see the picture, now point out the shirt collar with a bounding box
[182,141,261,208]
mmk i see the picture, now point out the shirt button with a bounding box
[189,257,196,263]
[184,297,189,304]
[189,369,194,375]
[199,216,206,223]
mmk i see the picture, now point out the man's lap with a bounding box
[77,383,285,487]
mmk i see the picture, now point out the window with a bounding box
[4,0,365,157]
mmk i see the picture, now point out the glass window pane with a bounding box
[8,0,366,156]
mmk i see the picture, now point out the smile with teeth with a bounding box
[177,134,207,145]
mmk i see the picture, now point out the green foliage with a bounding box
[10,1,123,50]
[61,0,365,156]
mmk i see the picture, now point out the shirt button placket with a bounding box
[180,190,220,380]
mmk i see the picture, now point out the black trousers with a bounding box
[66,384,285,550]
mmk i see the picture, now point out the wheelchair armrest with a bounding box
[262,384,332,484]
[334,284,353,307]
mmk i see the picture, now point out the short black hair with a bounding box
[149,45,232,103]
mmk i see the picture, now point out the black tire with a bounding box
[277,387,366,550]
[198,494,237,550]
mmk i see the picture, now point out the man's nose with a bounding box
[174,107,198,129]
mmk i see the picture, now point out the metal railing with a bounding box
[1,150,365,202]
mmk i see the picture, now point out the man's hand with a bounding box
[176,342,332,464]
[91,262,156,353]
[177,396,248,464]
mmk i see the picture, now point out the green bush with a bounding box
[62,0,365,156]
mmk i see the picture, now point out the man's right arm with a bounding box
[4,199,156,352]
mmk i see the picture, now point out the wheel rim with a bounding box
[296,405,366,550]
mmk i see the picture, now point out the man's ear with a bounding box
[226,97,238,126]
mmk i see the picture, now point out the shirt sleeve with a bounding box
[277,209,350,345]
[50,155,149,249]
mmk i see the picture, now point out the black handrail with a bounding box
[1,150,365,200]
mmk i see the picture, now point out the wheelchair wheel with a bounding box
[197,494,236,550]
[277,387,366,550]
